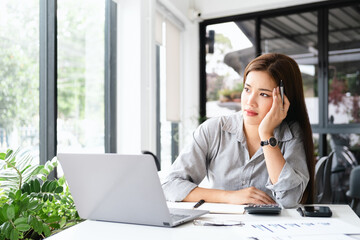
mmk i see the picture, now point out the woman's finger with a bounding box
[248,187,276,203]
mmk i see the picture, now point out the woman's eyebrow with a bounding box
[259,88,273,93]
[245,83,272,92]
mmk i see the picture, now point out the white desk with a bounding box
[47,204,360,240]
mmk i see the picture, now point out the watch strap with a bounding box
[260,136,277,147]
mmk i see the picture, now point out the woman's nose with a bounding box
[246,93,257,106]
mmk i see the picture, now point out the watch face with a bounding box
[269,137,277,147]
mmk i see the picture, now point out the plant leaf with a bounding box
[54,186,63,194]
[10,228,19,240]
[43,194,48,202]
[43,223,51,237]
[8,192,15,200]
[27,200,38,210]
[33,179,40,193]
[45,216,61,223]
[21,182,30,194]
[13,217,27,226]
[5,150,13,159]
[15,190,21,200]
[6,205,15,220]
[15,223,30,232]
[33,219,43,234]
[58,176,65,186]
[3,221,12,239]
[48,181,57,192]
[41,180,50,192]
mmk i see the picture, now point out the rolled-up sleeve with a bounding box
[265,125,310,208]
[162,123,210,202]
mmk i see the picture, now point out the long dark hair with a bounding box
[243,53,315,204]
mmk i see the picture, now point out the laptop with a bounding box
[57,153,208,227]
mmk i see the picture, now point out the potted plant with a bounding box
[0,149,82,240]
[218,88,232,102]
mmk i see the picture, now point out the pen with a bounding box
[280,80,284,106]
[193,199,205,209]
[297,207,304,217]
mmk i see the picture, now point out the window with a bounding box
[328,5,360,125]
[57,0,106,153]
[0,0,40,162]
[0,0,116,167]
[200,0,360,159]
[261,12,319,124]
[155,9,183,169]
[205,21,255,118]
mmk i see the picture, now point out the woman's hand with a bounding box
[258,87,290,139]
[226,187,276,205]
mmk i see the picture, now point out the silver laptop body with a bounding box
[57,153,208,227]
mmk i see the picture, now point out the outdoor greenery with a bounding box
[0,0,105,152]
[218,82,243,102]
[0,149,82,240]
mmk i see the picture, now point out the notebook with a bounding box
[57,153,208,227]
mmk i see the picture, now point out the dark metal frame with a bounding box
[105,0,117,153]
[40,0,57,179]
[156,45,161,166]
[199,0,360,157]
[39,0,117,176]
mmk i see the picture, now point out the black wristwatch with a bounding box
[260,136,278,147]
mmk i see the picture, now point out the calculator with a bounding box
[244,204,282,215]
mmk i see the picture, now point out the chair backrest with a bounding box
[142,150,161,171]
[315,151,334,204]
[331,146,358,203]
[347,166,360,199]
[346,165,360,216]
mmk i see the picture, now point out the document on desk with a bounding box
[167,201,245,214]
[236,218,360,239]
[239,234,355,240]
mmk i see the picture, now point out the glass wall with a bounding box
[0,0,40,162]
[205,21,255,118]
[328,5,360,124]
[57,0,105,153]
[201,1,360,162]
[261,12,319,124]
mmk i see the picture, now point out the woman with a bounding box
[162,53,314,208]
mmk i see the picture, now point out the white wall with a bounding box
[116,0,156,154]
[168,0,327,20]
[116,0,200,154]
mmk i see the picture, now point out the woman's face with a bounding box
[241,71,277,127]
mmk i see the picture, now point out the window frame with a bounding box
[39,0,117,175]
[199,0,360,156]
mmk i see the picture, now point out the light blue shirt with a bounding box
[162,112,309,208]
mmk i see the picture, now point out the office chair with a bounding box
[346,165,360,216]
[315,151,334,204]
[331,146,358,203]
[142,150,161,171]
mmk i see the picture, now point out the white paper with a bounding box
[236,218,360,237]
[239,234,355,240]
[167,201,245,214]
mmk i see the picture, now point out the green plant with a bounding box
[0,149,82,240]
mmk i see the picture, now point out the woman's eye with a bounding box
[244,87,250,92]
[260,93,270,97]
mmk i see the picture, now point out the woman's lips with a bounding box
[245,109,258,116]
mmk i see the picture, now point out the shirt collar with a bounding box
[222,111,294,143]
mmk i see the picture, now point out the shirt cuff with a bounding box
[162,179,198,202]
[265,162,307,207]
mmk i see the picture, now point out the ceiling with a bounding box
[218,4,360,74]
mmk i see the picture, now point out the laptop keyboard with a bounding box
[170,213,190,222]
